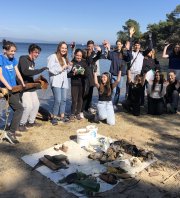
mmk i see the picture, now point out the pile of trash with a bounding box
[23,136,156,196]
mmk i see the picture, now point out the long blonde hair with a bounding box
[56,41,69,66]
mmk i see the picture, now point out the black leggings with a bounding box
[71,85,83,115]
[82,86,94,111]
[148,97,164,115]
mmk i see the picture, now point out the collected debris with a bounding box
[111,139,154,160]
[32,154,69,171]
[88,139,154,164]
[59,171,100,193]
[99,172,117,185]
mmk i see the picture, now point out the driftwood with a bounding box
[34,75,48,89]
[12,83,42,93]
[0,75,48,98]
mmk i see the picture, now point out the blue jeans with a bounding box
[52,87,67,116]
[97,101,115,125]
[111,75,124,105]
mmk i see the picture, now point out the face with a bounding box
[30,49,40,60]
[147,50,153,57]
[134,44,140,51]
[75,51,82,62]
[59,44,68,56]
[155,72,160,82]
[101,74,108,84]
[87,44,94,52]
[5,46,16,58]
[174,44,180,54]
[168,72,176,83]
[116,42,123,50]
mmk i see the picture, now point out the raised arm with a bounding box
[112,71,121,89]
[162,44,170,58]
[92,45,102,62]
[94,72,100,89]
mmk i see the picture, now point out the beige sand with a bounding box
[0,108,179,198]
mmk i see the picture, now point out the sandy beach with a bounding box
[0,99,179,198]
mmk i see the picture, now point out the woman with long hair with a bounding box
[93,71,120,125]
[47,41,72,125]
[147,71,166,115]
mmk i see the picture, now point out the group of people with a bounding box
[0,29,179,144]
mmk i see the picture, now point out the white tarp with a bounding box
[22,138,157,197]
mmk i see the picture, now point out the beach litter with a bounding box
[22,128,157,197]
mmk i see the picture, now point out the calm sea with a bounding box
[0,42,111,77]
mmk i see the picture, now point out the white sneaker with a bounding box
[88,108,96,114]
[79,112,84,119]
[3,131,19,144]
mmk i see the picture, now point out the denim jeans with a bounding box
[52,87,67,116]
[20,91,40,124]
[111,75,124,105]
[97,101,115,125]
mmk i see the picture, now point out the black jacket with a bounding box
[18,55,46,83]
[165,80,180,103]
[141,57,160,75]
[68,59,87,86]
[85,50,102,87]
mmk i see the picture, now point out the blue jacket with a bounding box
[108,50,133,76]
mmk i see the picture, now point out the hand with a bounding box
[103,40,110,50]
[69,62,73,66]
[94,45,101,52]
[129,27,135,37]
[62,65,68,70]
[125,41,130,50]
[164,42,171,47]
[22,82,26,88]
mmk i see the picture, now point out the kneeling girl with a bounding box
[94,71,120,125]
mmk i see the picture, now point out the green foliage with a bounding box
[117,5,180,50]
[117,19,141,44]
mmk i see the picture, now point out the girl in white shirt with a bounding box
[47,41,72,125]
[147,71,166,115]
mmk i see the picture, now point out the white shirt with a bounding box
[130,51,144,73]
[47,54,71,88]
[147,83,166,98]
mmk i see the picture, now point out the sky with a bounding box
[0,0,179,44]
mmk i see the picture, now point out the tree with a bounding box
[116,5,180,50]
[117,19,141,44]
[144,4,180,50]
